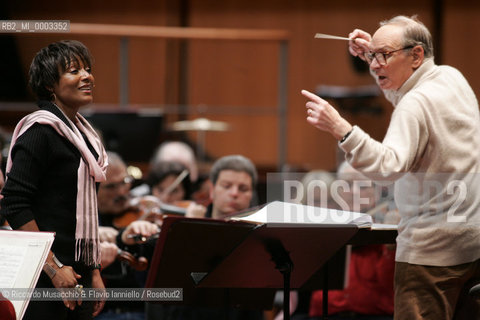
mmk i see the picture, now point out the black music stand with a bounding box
[145,216,360,320]
[145,216,277,310]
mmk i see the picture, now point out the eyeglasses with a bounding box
[364,46,414,66]
[101,176,134,190]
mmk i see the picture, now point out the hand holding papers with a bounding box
[230,201,373,228]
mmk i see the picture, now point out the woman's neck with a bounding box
[53,100,78,122]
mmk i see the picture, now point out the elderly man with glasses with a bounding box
[302,15,480,320]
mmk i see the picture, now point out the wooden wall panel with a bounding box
[186,40,279,166]
[187,0,432,170]
[444,0,480,98]
[3,0,480,172]
[6,0,172,105]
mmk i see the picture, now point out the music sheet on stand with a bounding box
[0,230,54,320]
[0,245,28,288]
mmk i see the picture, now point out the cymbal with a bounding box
[169,117,231,132]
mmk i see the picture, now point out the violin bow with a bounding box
[163,169,189,195]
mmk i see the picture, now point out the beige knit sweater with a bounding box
[340,58,480,266]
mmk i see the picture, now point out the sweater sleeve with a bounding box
[0,124,50,229]
[340,98,428,181]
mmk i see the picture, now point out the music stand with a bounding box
[145,216,276,309]
[146,216,360,320]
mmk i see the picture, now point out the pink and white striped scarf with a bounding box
[6,110,108,266]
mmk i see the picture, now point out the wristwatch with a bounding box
[52,254,64,268]
[43,254,64,279]
[340,128,353,143]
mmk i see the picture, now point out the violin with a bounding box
[112,195,188,229]
[122,199,208,244]
[116,248,148,271]
[100,239,149,271]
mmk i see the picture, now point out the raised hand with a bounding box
[301,89,352,140]
[348,29,372,61]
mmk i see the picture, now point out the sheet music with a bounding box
[0,230,54,320]
[231,201,372,228]
[371,223,398,230]
[0,245,28,288]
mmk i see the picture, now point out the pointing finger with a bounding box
[301,89,323,104]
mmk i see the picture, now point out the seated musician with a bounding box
[150,141,199,183]
[207,154,258,219]
[146,160,206,218]
[145,154,265,320]
[137,140,212,208]
[96,151,158,320]
[131,141,200,198]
